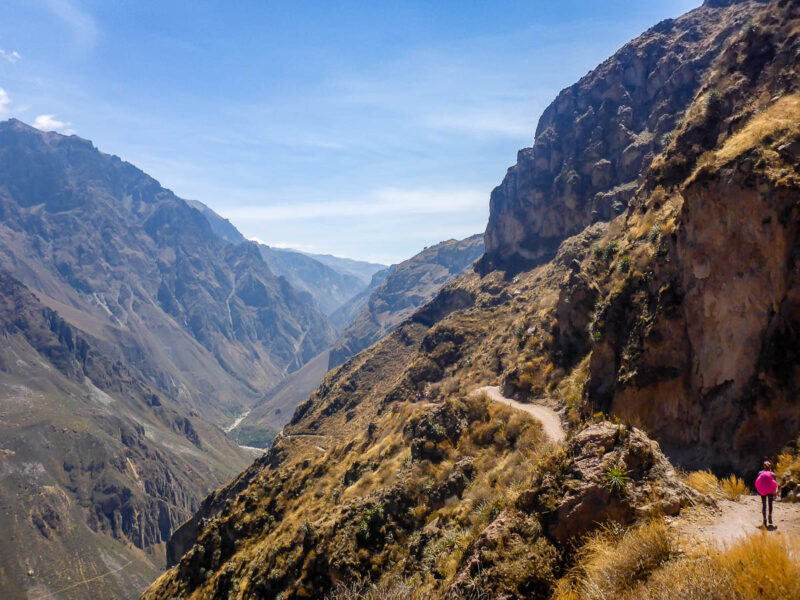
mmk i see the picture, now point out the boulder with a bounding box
[518,422,701,544]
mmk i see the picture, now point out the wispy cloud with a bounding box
[33,114,75,134]
[0,49,21,63]
[0,88,10,114]
[225,187,486,223]
[42,0,98,49]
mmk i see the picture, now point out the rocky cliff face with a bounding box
[480,0,799,472]
[0,120,336,421]
[328,234,484,369]
[586,2,800,471]
[482,0,768,270]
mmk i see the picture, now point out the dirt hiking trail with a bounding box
[471,386,566,443]
[674,494,800,547]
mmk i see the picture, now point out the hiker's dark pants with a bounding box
[761,494,774,523]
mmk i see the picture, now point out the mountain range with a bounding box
[142,1,800,599]
[186,199,386,320]
[0,117,489,598]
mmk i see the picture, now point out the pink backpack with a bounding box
[755,470,777,496]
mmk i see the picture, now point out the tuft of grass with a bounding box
[326,577,415,600]
[616,255,632,274]
[684,469,721,497]
[553,519,676,600]
[684,471,748,500]
[705,88,724,116]
[719,474,748,500]
[472,496,504,526]
[647,223,662,244]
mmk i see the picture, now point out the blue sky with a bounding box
[0,0,699,264]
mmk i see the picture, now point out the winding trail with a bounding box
[278,431,333,442]
[471,386,565,443]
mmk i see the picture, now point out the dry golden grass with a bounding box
[684,469,722,497]
[326,576,416,600]
[719,474,748,500]
[552,519,676,600]
[554,518,800,600]
[776,452,795,476]
[684,471,748,500]
[630,532,800,600]
[716,94,800,163]
[687,93,800,186]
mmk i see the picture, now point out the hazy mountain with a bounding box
[302,252,386,285]
[258,246,367,317]
[146,1,800,599]
[232,238,482,446]
[328,234,485,369]
[0,120,336,423]
[185,198,385,321]
[327,266,391,330]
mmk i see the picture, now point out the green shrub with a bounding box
[617,255,632,273]
[706,89,723,116]
[647,223,662,244]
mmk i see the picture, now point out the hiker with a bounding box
[755,461,778,528]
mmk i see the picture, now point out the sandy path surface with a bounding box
[675,494,800,547]
[471,386,566,443]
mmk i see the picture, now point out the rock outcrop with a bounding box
[482,0,767,270]
[518,422,700,544]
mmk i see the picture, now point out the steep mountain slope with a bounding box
[0,121,336,422]
[185,200,247,245]
[0,270,250,600]
[259,246,367,317]
[328,234,485,369]
[143,1,800,599]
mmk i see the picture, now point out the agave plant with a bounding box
[605,463,630,495]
